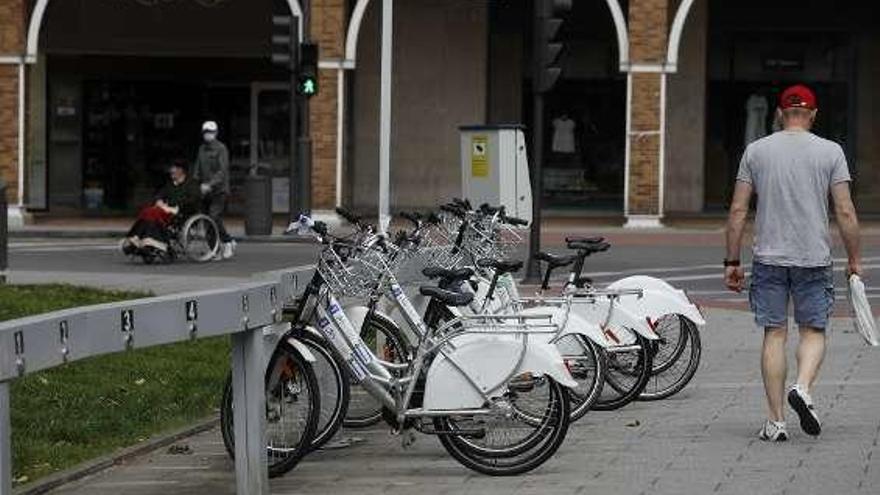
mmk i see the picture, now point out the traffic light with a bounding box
[535,0,572,93]
[297,42,319,97]
[270,15,298,70]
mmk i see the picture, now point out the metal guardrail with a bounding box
[0,270,304,495]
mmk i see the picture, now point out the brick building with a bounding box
[1,0,879,227]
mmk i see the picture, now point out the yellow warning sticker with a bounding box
[471,136,489,178]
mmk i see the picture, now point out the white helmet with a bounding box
[201,121,219,133]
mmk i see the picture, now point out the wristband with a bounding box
[723,259,741,268]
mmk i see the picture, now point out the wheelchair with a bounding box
[136,213,221,264]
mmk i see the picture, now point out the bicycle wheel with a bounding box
[435,377,571,476]
[650,314,690,374]
[220,342,320,478]
[553,333,605,421]
[294,331,351,449]
[181,214,220,262]
[343,313,410,428]
[592,335,653,411]
[639,316,702,401]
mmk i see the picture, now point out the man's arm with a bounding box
[831,181,861,275]
[725,181,753,291]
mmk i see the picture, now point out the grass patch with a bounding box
[0,285,230,485]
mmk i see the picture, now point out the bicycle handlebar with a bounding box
[401,211,421,228]
[503,215,529,226]
[335,207,362,226]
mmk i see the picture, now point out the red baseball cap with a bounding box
[779,84,817,110]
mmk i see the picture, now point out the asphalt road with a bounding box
[7,233,880,311]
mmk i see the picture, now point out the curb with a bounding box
[9,230,317,244]
[9,230,127,239]
[14,416,220,495]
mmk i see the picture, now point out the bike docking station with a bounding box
[0,270,304,495]
[459,125,533,225]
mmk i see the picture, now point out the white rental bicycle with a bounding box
[287,217,580,476]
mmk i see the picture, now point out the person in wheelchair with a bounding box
[122,159,201,257]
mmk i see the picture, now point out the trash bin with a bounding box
[244,167,273,236]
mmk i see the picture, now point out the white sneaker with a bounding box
[758,420,789,442]
[222,240,236,260]
[788,384,821,436]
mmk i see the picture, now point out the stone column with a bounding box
[309,0,346,210]
[624,0,669,227]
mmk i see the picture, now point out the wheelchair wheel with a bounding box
[180,214,220,262]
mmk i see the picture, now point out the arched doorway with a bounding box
[524,0,630,213]
[667,0,880,213]
[25,0,302,214]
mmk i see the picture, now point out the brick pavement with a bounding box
[40,308,880,495]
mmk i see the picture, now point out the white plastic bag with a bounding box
[847,274,879,347]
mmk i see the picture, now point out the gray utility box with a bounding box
[459,125,532,224]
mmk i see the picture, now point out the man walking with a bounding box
[724,84,861,441]
[194,120,235,260]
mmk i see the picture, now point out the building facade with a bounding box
[1,0,879,226]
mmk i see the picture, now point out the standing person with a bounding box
[724,84,861,442]
[194,120,235,260]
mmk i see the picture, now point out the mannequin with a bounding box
[552,113,577,154]
[744,93,769,146]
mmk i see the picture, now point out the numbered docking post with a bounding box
[231,293,269,495]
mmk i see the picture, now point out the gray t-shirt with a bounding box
[736,130,851,267]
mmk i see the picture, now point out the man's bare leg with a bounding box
[762,326,788,421]
[795,326,826,392]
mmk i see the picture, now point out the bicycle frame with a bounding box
[289,265,576,426]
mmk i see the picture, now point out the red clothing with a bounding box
[137,205,173,225]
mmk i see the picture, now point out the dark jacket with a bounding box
[156,178,201,218]
[193,140,230,194]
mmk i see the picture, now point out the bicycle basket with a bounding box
[317,244,396,298]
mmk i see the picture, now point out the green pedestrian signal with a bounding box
[298,42,319,97]
[298,76,318,96]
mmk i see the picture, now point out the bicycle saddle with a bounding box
[533,251,576,268]
[419,286,475,307]
[477,258,524,274]
[565,236,605,244]
[422,266,474,281]
[567,241,611,254]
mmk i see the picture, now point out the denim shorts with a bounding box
[749,262,834,329]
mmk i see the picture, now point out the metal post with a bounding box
[378,0,393,233]
[524,1,545,284]
[288,21,301,225]
[0,383,12,495]
[231,329,268,495]
[297,135,312,216]
[299,0,313,216]
[18,62,25,210]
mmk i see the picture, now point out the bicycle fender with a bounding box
[567,300,647,343]
[285,333,317,363]
[607,276,706,326]
[614,288,706,328]
[519,306,623,348]
[423,337,578,410]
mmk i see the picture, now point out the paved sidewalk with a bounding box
[41,308,880,495]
